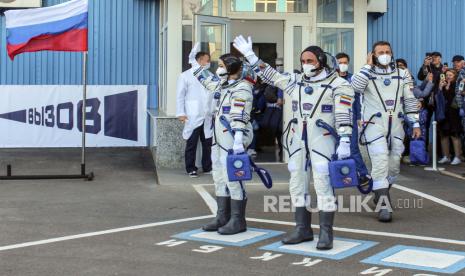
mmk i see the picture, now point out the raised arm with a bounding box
[189,43,222,93]
[413,81,434,99]
[233,35,296,95]
[193,67,222,93]
[351,65,372,94]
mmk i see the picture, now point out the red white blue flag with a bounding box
[5,0,88,60]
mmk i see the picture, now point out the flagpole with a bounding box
[81,51,88,176]
[1,0,94,181]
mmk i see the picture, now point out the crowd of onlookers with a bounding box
[397,53,465,166]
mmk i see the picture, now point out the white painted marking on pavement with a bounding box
[193,184,217,213]
[192,230,267,243]
[0,215,214,252]
[382,249,465,269]
[280,239,361,255]
[393,184,465,214]
[246,218,465,246]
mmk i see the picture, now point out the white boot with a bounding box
[451,157,462,165]
[438,156,450,164]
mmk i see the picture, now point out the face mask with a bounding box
[338,64,349,73]
[302,64,318,77]
[203,63,211,70]
[377,54,391,66]
[216,67,228,80]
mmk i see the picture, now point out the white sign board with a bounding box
[0,0,42,8]
[0,85,147,147]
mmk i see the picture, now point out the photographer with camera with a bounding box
[418,52,443,84]
[417,52,444,149]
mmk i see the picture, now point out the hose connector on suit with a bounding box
[359,112,382,146]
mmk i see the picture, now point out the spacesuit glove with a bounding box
[189,42,201,69]
[233,131,245,154]
[336,137,351,160]
[233,35,259,64]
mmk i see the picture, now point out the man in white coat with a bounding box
[176,51,213,177]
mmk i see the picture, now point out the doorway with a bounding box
[231,20,285,163]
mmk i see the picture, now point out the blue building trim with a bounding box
[368,0,465,76]
[0,0,159,109]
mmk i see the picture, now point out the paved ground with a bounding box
[0,148,464,275]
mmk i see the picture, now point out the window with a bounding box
[286,1,294,12]
[255,0,277,12]
[317,0,354,23]
[287,0,308,13]
[231,0,308,13]
[183,0,222,20]
[293,26,303,71]
[159,0,169,111]
[182,26,193,72]
[317,28,354,72]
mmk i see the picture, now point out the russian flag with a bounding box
[5,0,88,60]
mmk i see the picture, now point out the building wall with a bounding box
[0,0,159,109]
[368,0,465,76]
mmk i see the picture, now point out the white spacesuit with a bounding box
[352,42,420,222]
[189,45,255,235]
[234,36,354,250]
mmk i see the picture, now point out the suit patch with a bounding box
[222,106,231,114]
[303,103,313,111]
[385,100,395,106]
[340,99,352,106]
[292,101,298,112]
[321,105,333,113]
[340,95,352,101]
